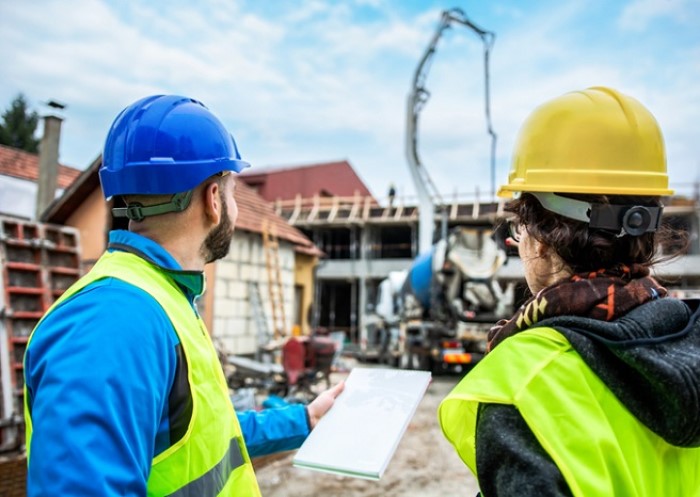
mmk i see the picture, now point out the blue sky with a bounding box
[1,0,699,202]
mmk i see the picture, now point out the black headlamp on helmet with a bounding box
[529,192,662,237]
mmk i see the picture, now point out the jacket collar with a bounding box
[107,230,205,300]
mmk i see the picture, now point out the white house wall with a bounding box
[0,176,65,220]
[212,230,296,356]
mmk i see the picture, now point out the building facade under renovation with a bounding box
[271,187,700,356]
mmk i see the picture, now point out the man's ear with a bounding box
[203,181,222,225]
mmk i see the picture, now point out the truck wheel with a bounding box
[430,358,445,376]
[418,353,431,372]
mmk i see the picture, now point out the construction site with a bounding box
[3,117,700,494]
[1,3,699,496]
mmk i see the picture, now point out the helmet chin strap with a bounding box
[530,192,662,237]
[112,190,193,221]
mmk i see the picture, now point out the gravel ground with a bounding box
[254,365,480,497]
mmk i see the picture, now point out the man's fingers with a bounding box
[327,381,345,399]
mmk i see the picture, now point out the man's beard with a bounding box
[202,195,234,264]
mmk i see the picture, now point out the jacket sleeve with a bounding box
[24,280,178,497]
[475,403,573,497]
[237,404,311,457]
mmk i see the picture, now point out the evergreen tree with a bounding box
[0,93,40,153]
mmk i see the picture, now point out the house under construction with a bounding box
[244,162,700,355]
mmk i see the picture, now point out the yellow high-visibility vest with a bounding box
[439,326,700,497]
[26,250,261,496]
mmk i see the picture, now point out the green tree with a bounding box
[0,93,40,153]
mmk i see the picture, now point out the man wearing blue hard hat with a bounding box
[23,95,344,496]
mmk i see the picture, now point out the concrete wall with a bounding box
[211,230,296,356]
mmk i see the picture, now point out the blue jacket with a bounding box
[25,230,309,497]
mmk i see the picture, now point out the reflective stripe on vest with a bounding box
[438,327,700,497]
[25,251,261,497]
[168,436,244,497]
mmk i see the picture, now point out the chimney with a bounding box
[35,102,65,220]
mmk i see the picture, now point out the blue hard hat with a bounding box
[99,95,250,198]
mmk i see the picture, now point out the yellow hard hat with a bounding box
[498,86,673,198]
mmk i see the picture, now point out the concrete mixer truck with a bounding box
[370,225,514,372]
[365,7,514,373]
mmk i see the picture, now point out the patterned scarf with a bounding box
[487,264,667,352]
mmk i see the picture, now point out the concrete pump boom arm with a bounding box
[405,7,496,255]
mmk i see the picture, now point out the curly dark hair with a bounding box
[505,193,686,274]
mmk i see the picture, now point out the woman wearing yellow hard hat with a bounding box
[439,87,700,496]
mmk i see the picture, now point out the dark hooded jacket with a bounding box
[474,297,700,497]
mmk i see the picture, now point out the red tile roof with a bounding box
[240,160,374,202]
[41,155,321,256]
[0,144,81,189]
[234,179,322,256]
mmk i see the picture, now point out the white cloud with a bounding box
[0,0,698,200]
[619,0,697,30]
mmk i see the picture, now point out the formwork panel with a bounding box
[0,216,81,452]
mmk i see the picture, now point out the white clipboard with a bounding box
[292,367,431,480]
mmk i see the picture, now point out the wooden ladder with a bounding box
[262,219,287,340]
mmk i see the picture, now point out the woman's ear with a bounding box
[534,237,550,259]
[537,238,572,277]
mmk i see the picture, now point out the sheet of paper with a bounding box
[292,367,431,480]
